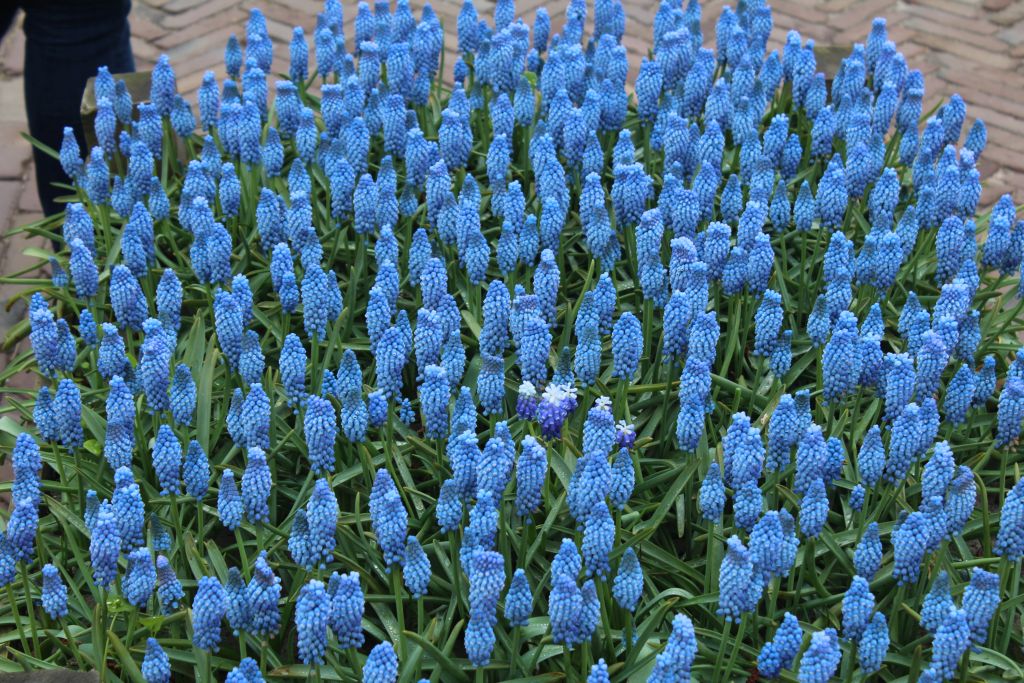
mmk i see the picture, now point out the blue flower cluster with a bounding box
[4,0,1024,681]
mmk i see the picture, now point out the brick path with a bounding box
[1,0,1023,349]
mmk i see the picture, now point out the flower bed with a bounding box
[2,0,1024,680]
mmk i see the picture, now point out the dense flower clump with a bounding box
[2,0,1024,680]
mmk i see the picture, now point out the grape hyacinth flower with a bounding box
[718,536,758,621]
[924,609,971,681]
[370,469,408,570]
[962,568,1000,646]
[192,576,227,652]
[152,425,182,496]
[156,555,183,614]
[466,549,505,666]
[141,638,171,683]
[123,547,156,609]
[295,580,330,665]
[40,564,68,619]
[588,660,610,683]
[612,547,643,614]
[504,568,533,628]
[89,502,120,589]
[841,575,875,641]
[797,628,841,683]
[330,571,366,649]
[858,612,889,674]
[647,613,697,681]
[700,462,726,522]
[515,436,547,521]
[363,642,399,683]
[612,311,642,380]
[403,536,431,599]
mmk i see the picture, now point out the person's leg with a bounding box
[22,0,134,217]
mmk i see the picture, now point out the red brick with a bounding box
[906,0,983,20]
[131,35,164,65]
[161,0,212,14]
[903,4,1000,36]
[0,180,22,231]
[901,42,932,63]
[259,1,320,30]
[177,64,225,97]
[620,34,652,61]
[975,139,1024,174]
[983,0,1013,11]
[165,21,241,64]
[990,2,1024,26]
[944,84,1024,122]
[772,16,832,44]
[997,21,1024,46]
[0,124,32,180]
[912,30,1018,70]
[161,0,246,31]
[1000,168,1024,190]
[166,48,225,88]
[262,17,298,46]
[982,124,1024,156]
[904,17,1002,53]
[976,156,999,179]
[980,179,1013,208]
[18,173,40,214]
[938,60,1024,97]
[153,7,248,50]
[825,0,896,32]
[129,8,170,42]
[771,0,829,25]
[817,0,864,10]
[831,24,876,44]
[0,212,48,384]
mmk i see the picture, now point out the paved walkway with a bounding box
[0,0,1022,359]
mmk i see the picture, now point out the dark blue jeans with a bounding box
[2,1,134,217]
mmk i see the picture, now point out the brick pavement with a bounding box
[1,0,1023,342]
[0,17,46,391]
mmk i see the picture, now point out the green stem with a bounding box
[625,611,635,653]
[19,564,41,658]
[311,334,321,394]
[6,583,31,664]
[97,588,109,681]
[449,532,464,615]
[723,614,749,679]
[998,558,1020,653]
[509,626,522,677]
[235,528,250,579]
[126,609,139,652]
[169,494,185,555]
[525,634,550,675]
[392,569,406,664]
[62,619,90,669]
[70,445,87,515]
[713,619,732,677]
